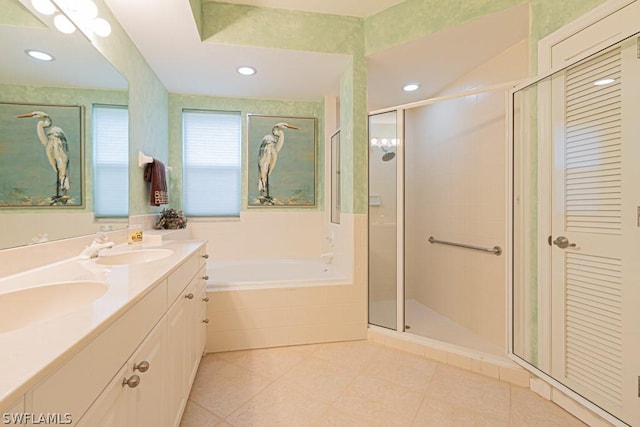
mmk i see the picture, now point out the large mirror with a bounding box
[0,0,128,249]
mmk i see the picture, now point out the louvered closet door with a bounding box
[550,36,640,425]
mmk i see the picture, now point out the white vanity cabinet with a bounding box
[78,317,167,427]
[195,279,209,375]
[28,278,168,425]
[166,253,208,427]
[2,397,24,422]
[16,243,208,427]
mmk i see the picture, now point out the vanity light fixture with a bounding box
[403,83,420,92]
[53,13,76,33]
[25,49,55,61]
[237,66,257,76]
[91,17,111,37]
[31,0,56,15]
[593,78,615,86]
[31,0,111,37]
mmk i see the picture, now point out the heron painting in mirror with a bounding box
[0,102,83,207]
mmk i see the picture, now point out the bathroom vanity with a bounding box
[0,239,208,426]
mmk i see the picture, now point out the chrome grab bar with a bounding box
[428,236,502,256]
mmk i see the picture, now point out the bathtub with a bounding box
[206,258,349,291]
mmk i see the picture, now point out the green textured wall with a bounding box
[201,2,362,53]
[0,84,128,213]
[168,94,323,211]
[89,0,169,216]
[366,0,607,70]
[364,0,526,55]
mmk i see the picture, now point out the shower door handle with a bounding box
[552,236,576,249]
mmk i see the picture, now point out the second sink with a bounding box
[0,281,109,334]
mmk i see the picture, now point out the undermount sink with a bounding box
[0,281,109,334]
[94,248,173,265]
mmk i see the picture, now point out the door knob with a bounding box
[552,236,576,249]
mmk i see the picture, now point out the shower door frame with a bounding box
[369,81,521,336]
[508,1,639,425]
[367,109,405,332]
[396,111,405,332]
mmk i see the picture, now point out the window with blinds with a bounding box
[93,105,129,217]
[183,110,241,216]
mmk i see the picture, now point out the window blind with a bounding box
[93,105,129,217]
[183,110,241,216]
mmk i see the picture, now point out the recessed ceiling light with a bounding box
[25,49,55,61]
[403,83,420,92]
[593,78,615,86]
[237,66,256,76]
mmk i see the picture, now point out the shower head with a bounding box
[381,147,396,161]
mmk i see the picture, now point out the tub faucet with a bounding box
[80,232,115,259]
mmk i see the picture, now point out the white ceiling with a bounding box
[105,0,353,102]
[4,0,529,112]
[105,0,528,110]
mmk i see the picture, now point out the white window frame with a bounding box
[93,104,129,218]
[182,109,242,217]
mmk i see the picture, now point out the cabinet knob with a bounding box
[202,319,209,324]
[202,296,210,302]
[202,275,209,280]
[185,293,194,300]
[122,375,140,388]
[134,360,150,373]
[202,254,209,259]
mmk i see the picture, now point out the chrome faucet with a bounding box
[80,232,115,259]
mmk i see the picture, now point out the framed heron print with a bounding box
[0,102,84,207]
[247,114,316,207]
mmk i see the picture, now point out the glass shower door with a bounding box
[368,111,399,330]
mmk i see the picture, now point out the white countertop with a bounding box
[0,239,206,410]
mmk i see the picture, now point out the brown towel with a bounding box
[144,159,169,206]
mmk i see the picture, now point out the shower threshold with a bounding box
[369,298,503,357]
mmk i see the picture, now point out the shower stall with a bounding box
[368,85,511,357]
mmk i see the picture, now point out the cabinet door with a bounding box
[2,397,25,423]
[128,319,167,427]
[166,291,189,427]
[186,277,206,387]
[195,281,208,361]
[77,364,129,427]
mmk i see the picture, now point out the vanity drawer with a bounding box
[167,252,201,305]
[29,280,167,422]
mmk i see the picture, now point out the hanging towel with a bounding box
[144,159,169,206]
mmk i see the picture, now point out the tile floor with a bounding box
[180,340,587,426]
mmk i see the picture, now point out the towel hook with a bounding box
[138,151,173,172]
[138,151,153,167]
